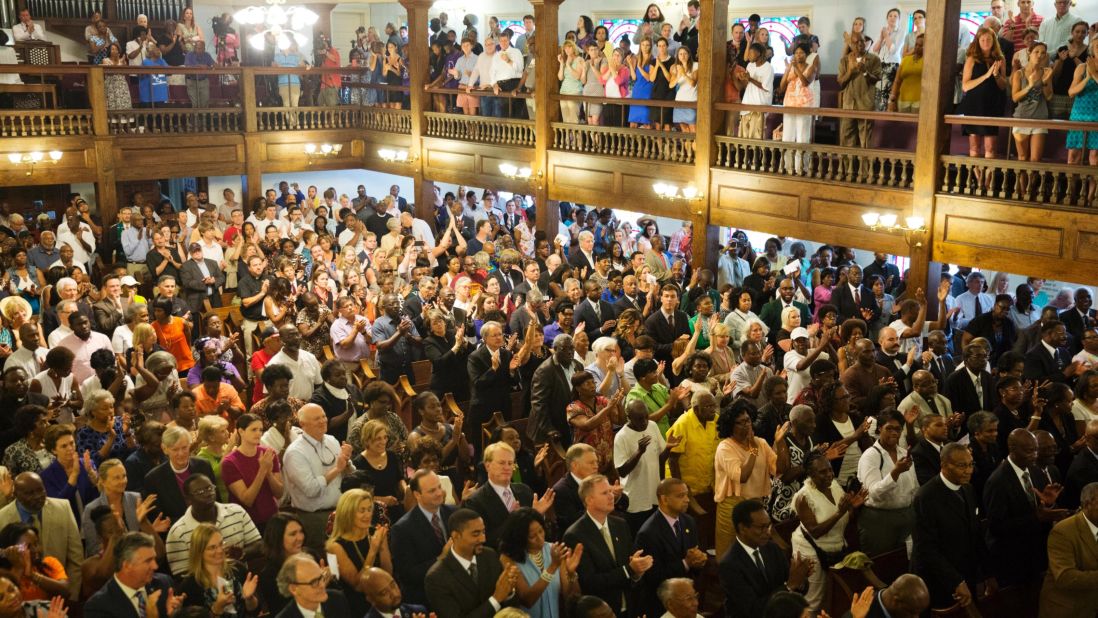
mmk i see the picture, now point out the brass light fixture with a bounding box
[862,212,928,247]
[7,151,62,176]
[304,143,342,165]
[653,182,701,201]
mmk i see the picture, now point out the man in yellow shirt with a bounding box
[666,391,720,550]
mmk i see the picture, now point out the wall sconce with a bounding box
[653,182,702,201]
[304,143,342,165]
[7,151,61,176]
[377,148,417,164]
[862,212,928,247]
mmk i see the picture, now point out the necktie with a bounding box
[502,487,516,511]
[973,374,984,409]
[974,296,984,317]
[431,513,445,544]
[926,395,939,417]
[668,313,675,332]
[601,524,617,560]
[752,549,766,580]
[1021,470,1036,505]
[135,590,147,618]
[315,607,325,618]
[594,301,601,321]
[31,513,40,532]
[854,287,861,305]
[673,519,685,553]
[468,561,479,582]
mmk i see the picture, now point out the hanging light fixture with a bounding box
[234,0,318,51]
[7,151,61,176]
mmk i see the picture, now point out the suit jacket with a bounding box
[467,344,517,423]
[983,459,1048,585]
[464,483,534,548]
[833,283,879,324]
[403,291,428,334]
[943,366,994,416]
[274,589,351,618]
[389,504,457,606]
[84,573,174,618]
[552,474,583,534]
[910,439,943,486]
[528,356,583,444]
[141,457,215,521]
[911,476,986,609]
[569,249,597,274]
[614,294,646,316]
[757,299,811,341]
[574,298,618,339]
[643,310,691,360]
[490,268,523,297]
[1039,512,1098,618]
[179,258,224,316]
[1024,342,1073,384]
[1064,448,1098,509]
[634,510,700,618]
[425,548,507,618]
[0,497,83,598]
[92,297,131,335]
[718,540,789,617]
[925,354,957,386]
[564,513,636,615]
[1059,308,1097,354]
[366,604,428,618]
[874,350,919,397]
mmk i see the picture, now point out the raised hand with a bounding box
[665,433,683,451]
[849,586,875,618]
[774,421,791,444]
[136,494,157,523]
[1033,483,1063,508]
[564,543,584,572]
[241,572,258,600]
[532,488,556,514]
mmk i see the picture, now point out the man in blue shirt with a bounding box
[183,39,214,109]
[372,293,421,384]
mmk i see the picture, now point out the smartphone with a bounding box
[414,240,425,247]
[782,262,800,276]
[645,274,657,285]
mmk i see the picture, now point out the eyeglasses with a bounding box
[191,485,217,496]
[291,572,333,588]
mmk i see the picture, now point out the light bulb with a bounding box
[7,153,21,164]
[48,151,62,161]
[304,143,317,153]
[499,163,517,176]
[378,149,394,160]
[861,213,879,226]
[681,186,698,199]
[267,5,287,26]
[320,144,332,154]
[879,214,898,228]
[518,167,532,178]
[276,32,291,50]
[333,144,343,153]
[652,183,666,196]
[248,32,266,50]
[29,152,43,162]
[905,216,925,230]
[396,151,408,162]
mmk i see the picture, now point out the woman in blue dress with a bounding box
[364,41,384,106]
[627,38,657,128]
[497,507,581,618]
[1067,38,1098,203]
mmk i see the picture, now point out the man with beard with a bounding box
[363,567,426,618]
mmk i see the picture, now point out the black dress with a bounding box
[958,58,1007,135]
[334,536,373,618]
[651,56,676,125]
[423,333,471,402]
[350,450,405,524]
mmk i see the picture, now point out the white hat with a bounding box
[791,327,810,340]
[120,275,139,287]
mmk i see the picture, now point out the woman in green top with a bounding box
[888,33,924,112]
[195,415,231,502]
[558,40,585,123]
[625,358,687,436]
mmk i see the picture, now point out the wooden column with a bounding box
[87,66,119,224]
[400,0,431,220]
[531,0,562,237]
[240,67,263,205]
[691,0,727,271]
[908,0,960,296]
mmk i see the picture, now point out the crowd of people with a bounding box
[0,178,1086,618]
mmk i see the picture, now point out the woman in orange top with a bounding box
[150,296,194,375]
[713,398,779,558]
[0,522,68,601]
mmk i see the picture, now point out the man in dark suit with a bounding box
[1064,421,1098,509]
[390,470,457,606]
[528,336,583,444]
[141,426,215,521]
[84,532,179,618]
[425,508,517,618]
[1060,287,1096,354]
[491,251,524,298]
[363,567,427,618]
[924,330,956,386]
[574,280,618,339]
[403,276,437,335]
[983,429,1068,587]
[564,474,652,617]
[643,285,691,365]
[718,499,810,617]
[568,230,598,274]
[1024,319,1084,384]
[1034,429,1064,491]
[179,242,224,317]
[875,326,919,397]
[552,443,601,534]
[464,442,551,548]
[613,274,647,316]
[91,274,134,335]
[910,414,948,486]
[842,574,930,618]
[1014,306,1060,357]
[633,478,708,618]
[911,442,989,609]
[943,343,994,418]
[513,259,550,299]
[757,276,811,342]
[467,322,519,444]
[832,264,878,324]
[274,554,352,618]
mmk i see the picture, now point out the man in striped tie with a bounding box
[390,469,458,606]
[84,532,181,618]
[464,442,555,548]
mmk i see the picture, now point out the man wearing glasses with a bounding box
[275,554,351,618]
[718,499,812,617]
[163,474,262,577]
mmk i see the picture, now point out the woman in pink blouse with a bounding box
[713,398,779,557]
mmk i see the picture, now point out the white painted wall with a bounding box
[205,168,414,210]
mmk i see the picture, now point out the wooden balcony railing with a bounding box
[362,108,412,134]
[552,122,696,164]
[257,106,364,132]
[0,109,94,137]
[107,108,243,134]
[715,136,915,187]
[942,114,1098,209]
[425,112,535,147]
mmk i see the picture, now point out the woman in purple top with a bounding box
[221,413,284,527]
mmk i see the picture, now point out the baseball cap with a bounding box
[120,275,139,287]
[260,326,280,340]
[791,327,810,340]
[188,242,202,253]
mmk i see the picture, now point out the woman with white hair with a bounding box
[585,337,625,397]
[723,287,768,359]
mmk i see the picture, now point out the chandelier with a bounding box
[234,0,318,51]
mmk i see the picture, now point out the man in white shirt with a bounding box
[267,325,323,400]
[490,29,525,117]
[56,206,97,271]
[614,400,670,527]
[282,404,354,551]
[857,409,918,557]
[953,272,995,331]
[1038,0,1081,50]
[466,35,498,115]
[126,26,155,64]
[12,9,46,41]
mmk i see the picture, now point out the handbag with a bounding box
[798,524,845,569]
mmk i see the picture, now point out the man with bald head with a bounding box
[528,334,582,444]
[898,370,957,445]
[282,403,354,551]
[840,338,893,408]
[984,429,1068,587]
[363,567,426,618]
[1032,430,1063,491]
[876,326,918,396]
[0,472,82,598]
[1064,420,1098,509]
[853,573,930,618]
